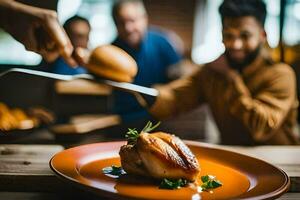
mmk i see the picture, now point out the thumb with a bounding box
[73,47,90,66]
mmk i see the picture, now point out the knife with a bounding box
[0,68,159,97]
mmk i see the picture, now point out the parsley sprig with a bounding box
[125,121,161,145]
[142,121,161,133]
[102,165,125,177]
[159,178,188,190]
[200,175,222,191]
[158,175,222,191]
[125,128,140,145]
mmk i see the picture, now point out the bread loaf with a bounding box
[86,45,138,82]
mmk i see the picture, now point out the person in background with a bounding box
[141,0,299,145]
[41,15,90,75]
[111,0,182,128]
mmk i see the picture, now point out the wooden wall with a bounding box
[144,0,197,57]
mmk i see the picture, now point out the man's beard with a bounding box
[225,45,262,72]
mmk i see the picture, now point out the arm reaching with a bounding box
[0,0,76,66]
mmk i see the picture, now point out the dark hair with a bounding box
[219,0,267,26]
[112,0,146,22]
[63,15,90,34]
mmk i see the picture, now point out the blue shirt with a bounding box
[112,29,182,122]
[44,57,87,75]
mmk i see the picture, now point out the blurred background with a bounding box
[0,0,299,145]
[1,0,299,65]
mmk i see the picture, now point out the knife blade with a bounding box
[0,68,158,97]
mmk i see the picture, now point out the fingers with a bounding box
[49,19,78,67]
[3,1,77,66]
[40,51,60,63]
[73,47,90,66]
[41,10,78,67]
[31,25,59,62]
[8,2,78,67]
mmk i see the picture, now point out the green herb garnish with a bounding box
[159,178,188,190]
[125,121,161,145]
[200,175,222,191]
[142,121,161,133]
[102,165,125,177]
[125,128,140,145]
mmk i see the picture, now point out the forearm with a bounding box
[149,70,204,120]
[0,0,31,34]
[0,0,74,65]
[0,0,46,33]
[0,0,15,32]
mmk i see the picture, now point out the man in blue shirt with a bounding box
[111,0,182,125]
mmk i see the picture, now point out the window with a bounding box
[192,0,224,64]
[58,0,117,48]
[0,31,41,65]
[191,0,297,64]
[284,0,300,46]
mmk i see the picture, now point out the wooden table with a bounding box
[0,144,299,200]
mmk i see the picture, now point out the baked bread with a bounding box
[0,103,38,131]
[86,45,138,82]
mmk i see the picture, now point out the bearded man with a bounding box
[145,0,299,145]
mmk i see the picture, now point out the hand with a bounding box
[0,0,77,66]
[167,60,198,80]
[73,47,90,66]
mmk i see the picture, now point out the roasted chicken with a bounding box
[119,131,200,182]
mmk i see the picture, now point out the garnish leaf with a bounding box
[125,128,140,145]
[125,121,161,144]
[159,178,188,190]
[201,175,209,183]
[142,121,161,133]
[102,165,125,177]
[212,179,222,187]
[200,175,222,191]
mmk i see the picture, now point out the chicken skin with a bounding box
[119,132,200,182]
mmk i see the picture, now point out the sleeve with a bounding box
[149,68,205,120]
[226,64,297,142]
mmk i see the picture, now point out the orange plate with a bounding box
[50,141,289,200]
